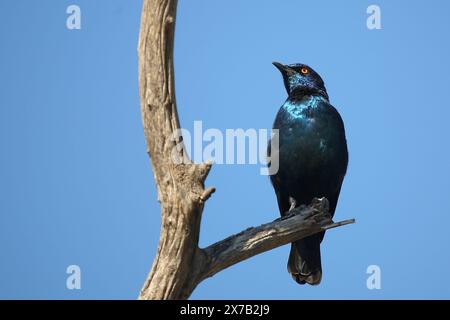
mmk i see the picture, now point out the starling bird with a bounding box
[269,62,348,285]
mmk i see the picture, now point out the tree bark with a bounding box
[137,0,354,300]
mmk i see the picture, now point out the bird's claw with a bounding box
[288,197,297,212]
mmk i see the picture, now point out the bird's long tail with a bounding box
[288,233,323,285]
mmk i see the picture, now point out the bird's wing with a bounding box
[268,138,290,216]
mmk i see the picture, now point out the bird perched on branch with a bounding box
[268,62,348,285]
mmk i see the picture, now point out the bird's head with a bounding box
[273,62,328,100]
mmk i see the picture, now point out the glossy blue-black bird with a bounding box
[268,62,348,285]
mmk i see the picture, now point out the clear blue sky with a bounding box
[1,0,450,299]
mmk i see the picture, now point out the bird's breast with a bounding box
[273,99,347,175]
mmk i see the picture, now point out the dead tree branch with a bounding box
[199,198,355,282]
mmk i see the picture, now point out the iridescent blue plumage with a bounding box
[269,62,348,285]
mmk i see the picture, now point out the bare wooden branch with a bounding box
[199,198,354,281]
[137,0,355,300]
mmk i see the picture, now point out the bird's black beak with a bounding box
[272,61,292,76]
[273,62,294,94]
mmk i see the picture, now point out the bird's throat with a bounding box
[289,87,329,102]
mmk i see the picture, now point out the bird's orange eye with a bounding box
[300,68,309,75]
